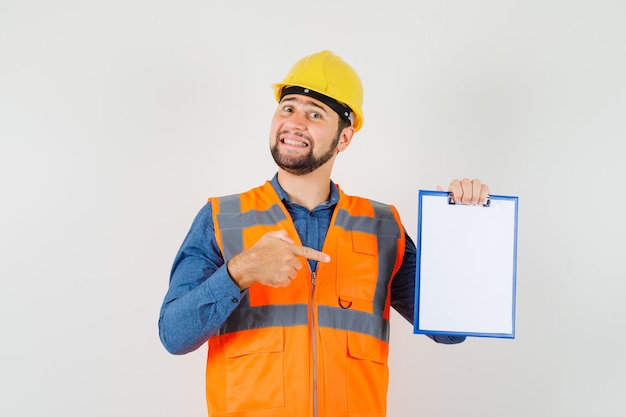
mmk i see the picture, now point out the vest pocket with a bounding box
[337,231,379,302]
[224,328,285,412]
[346,332,389,415]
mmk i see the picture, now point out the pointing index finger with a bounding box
[294,245,331,263]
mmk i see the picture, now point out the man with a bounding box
[159,50,489,417]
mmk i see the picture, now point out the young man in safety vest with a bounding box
[159,50,490,417]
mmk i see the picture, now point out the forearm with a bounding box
[159,267,241,354]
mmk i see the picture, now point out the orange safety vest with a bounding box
[207,181,406,417]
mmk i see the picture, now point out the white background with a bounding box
[1,1,624,416]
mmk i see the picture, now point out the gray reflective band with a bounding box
[218,193,241,213]
[217,195,243,261]
[216,304,309,335]
[220,229,244,264]
[335,202,401,316]
[334,208,400,237]
[370,201,400,316]
[216,304,390,342]
[318,305,390,342]
[218,204,287,229]
[216,200,287,260]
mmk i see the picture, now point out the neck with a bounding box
[276,167,332,210]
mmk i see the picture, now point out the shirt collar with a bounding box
[270,173,339,209]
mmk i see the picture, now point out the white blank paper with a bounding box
[414,191,518,338]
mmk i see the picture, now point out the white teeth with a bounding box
[283,138,307,147]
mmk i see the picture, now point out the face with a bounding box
[270,94,351,176]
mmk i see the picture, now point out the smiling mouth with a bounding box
[281,137,308,147]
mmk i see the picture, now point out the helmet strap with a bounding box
[280,86,354,126]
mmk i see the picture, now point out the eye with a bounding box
[282,105,293,112]
[309,111,322,119]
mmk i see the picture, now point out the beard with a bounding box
[270,131,340,175]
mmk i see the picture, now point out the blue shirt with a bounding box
[158,175,464,354]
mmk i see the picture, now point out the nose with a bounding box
[284,110,307,130]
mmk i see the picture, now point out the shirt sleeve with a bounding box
[158,202,243,355]
[390,230,466,345]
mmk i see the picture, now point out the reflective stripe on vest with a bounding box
[215,303,390,341]
[334,202,401,317]
[217,196,288,260]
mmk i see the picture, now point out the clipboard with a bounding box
[413,190,518,339]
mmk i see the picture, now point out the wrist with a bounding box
[226,256,252,291]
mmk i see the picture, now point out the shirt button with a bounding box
[230,297,238,303]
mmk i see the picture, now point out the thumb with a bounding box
[436,185,444,191]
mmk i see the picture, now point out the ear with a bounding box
[336,127,355,152]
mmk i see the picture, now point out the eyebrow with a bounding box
[281,96,329,114]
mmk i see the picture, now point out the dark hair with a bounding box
[337,117,351,136]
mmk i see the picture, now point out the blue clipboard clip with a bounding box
[447,194,491,207]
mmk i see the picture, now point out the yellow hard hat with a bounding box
[272,50,364,132]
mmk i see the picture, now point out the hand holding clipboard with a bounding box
[436,177,490,206]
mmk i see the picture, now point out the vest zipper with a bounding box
[310,269,318,417]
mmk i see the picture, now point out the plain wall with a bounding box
[1,1,624,416]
